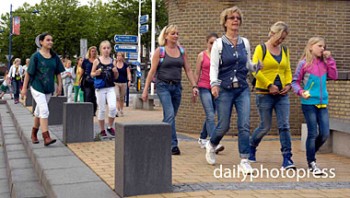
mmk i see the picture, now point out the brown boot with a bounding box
[31,127,39,144]
[42,131,56,146]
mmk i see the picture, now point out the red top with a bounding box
[198,51,211,89]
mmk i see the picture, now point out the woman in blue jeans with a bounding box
[205,6,255,175]
[249,21,295,170]
[142,24,199,155]
[195,33,224,154]
[292,37,337,175]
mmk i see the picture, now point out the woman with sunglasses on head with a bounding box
[249,21,295,170]
[205,6,255,175]
[91,40,119,139]
[21,33,65,146]
[195,33,224,154]
[142,24,199,155]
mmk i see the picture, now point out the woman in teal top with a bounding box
[21,33,65,146]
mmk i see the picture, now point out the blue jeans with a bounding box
[302,104,330,163]
[210,87,250,158]
[250,94,292,155]
[199,88,216,139]
[12,79,21,100]
[156,81,182,149]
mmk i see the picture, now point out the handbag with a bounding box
[94,77,105,89]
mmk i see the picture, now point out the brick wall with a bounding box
[165,0,350,135]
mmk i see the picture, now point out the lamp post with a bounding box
[8,4,39,68]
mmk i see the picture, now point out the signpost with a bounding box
[140,25,149,34]
[114,35,138,43]
[114,44,138,53]
[140,14,149,25]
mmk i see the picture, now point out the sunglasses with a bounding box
[226,16,241,21]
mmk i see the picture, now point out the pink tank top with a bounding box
[198,51,211,89]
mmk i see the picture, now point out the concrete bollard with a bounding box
[115,122,172,197]
[63,102,94,144]
[32,96,67,125]
[25,88,33,106]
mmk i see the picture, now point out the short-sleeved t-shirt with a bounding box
[27,52,65,94]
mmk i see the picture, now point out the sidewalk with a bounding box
[66,105,350,198]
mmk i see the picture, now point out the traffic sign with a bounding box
[140,25,149,34]
[114,35,138,43]
[140,15,149,24]
[126,52,138,60]
[5,55,13,62]
[114,44,138,53]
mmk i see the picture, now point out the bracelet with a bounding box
[192,85,198,89]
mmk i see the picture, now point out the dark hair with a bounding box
[206,33,219,42]
[38,32,57,57]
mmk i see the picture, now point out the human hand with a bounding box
[301,90,310,99]
[211,86,220,98]
[96,68,102,76]
[21,88,27,99]
[279,85,291,95]
[142,90,148,102]
[323,50,331,59]
[268,84,279,95]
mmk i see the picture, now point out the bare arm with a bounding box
[90,59,101,77]
[194,52,203,84]
[20,72,30,98]
[183,50,199,97]
[127,67,132,87]
[56,74,63,96]
[142,48,161,101]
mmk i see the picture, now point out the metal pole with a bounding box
[137,0,141,63]
[151,0,156,58]
[8,4,12,69]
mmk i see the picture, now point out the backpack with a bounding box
[159,45,185,64]
[250,43,288,90]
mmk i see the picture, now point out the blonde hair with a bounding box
[13,58,21,65]
[220,6,243,31]
[158,24,178,46]
[116,52,125,60]
[300,37,325,68]
[268,21,289,38]
[64,59,72,67]
[85,46,98,59]
[99,40,111,53]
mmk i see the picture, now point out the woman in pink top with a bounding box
[195,33,224,154]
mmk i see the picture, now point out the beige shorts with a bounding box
[114,83,127,101]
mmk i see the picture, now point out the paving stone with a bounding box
[36,155,86,170]
[10,168,38,183]
[5,150,27,161]
[0,179,9,194]
[42,167,101,185]
[50,181,118,198]
[32,147,73,158]
[0,192,10,198]
[5,144,25,152]
[3,138,22,145]
[0,168,7,180]
[11,181,46,198]
[8,158,33,170]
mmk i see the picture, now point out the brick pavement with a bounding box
[66,106,350,198]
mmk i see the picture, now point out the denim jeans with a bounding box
[302,104,330,163]
[250,94,292,155]
[12,79,21,100]
[156,81,182,149]
[210,87,250,158]
[199,88,216,139]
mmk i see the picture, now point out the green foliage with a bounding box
[0,0,167,64]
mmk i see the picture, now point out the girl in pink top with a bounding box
[195,33,224,154]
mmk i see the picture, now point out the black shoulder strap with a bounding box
[282,45,288,55]
[261,43,267,61]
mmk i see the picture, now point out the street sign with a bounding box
[126,52,138,60]
[140,25,149,34]
[140,15,149,24]
[114,35,138,43]
[80,39,87,58]
[5,55,13,62]
[114,44,138,53]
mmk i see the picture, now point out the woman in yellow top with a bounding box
[73,57,84,102]
[249,21,295,170]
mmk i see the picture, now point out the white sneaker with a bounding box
[119,110,124,117]
[239,159,253,175]
[215,144,225,154]
[309,161,323,175]
[205,141,216,165]
[198,138,208,149]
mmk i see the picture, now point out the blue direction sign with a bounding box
[140,15,149,24]
[126,52,138,60]
[114,35,138,43]
[114,44,138,53]
[140,25,149,34]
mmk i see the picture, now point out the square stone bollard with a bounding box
[63,102,94,144]
[115,122,172,197]
[32,96,67,125]
[25,88,33,106]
